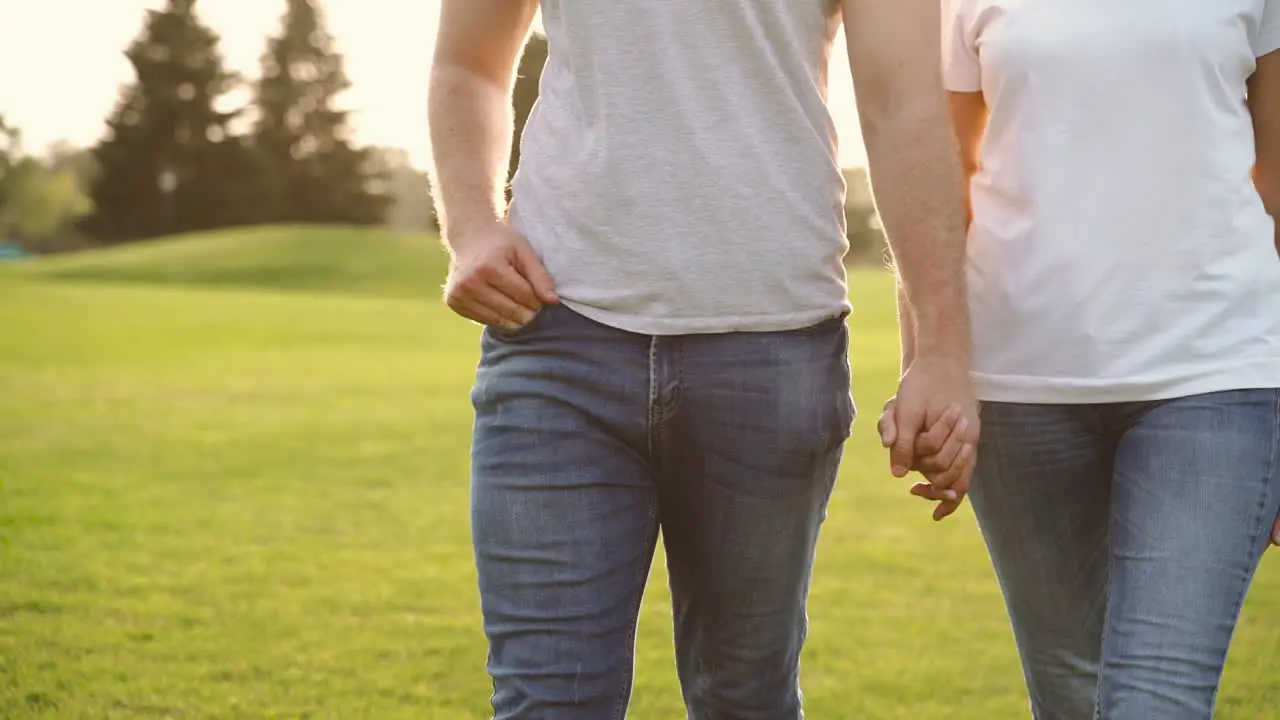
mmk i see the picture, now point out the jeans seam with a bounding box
[611,501,660,720]
[646,336,659,461]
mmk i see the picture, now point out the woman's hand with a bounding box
[878,398,976,521]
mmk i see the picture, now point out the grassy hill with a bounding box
[1,227,1277,718]
[6,224,451,299]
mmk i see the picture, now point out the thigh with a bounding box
[659,316,854,719]
[1099,389,1280,720]
[470,305,659,720]
[968,402,1112,720]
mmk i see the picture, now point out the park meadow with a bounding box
[1,226,1277,718]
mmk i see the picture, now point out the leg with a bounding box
[471,305,659,719]
[967,403,1113,720]
[1098,389,1280,719]
[659,316,854,719]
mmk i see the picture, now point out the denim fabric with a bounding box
[470,303,854,719]
[969,390,1280,720]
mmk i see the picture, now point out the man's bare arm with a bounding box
[896,92,986,372]
[429,0,537,247]
[430,0,556,329]
[843,0,972,363]
[1250,51,1280,254]
[845,0,979,491]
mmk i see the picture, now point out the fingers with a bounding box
[1272,513,1279,546]
[513,242,559,304]
[909,482,966,522]
[450,276,537,328]
[909,482,960,504]
[890,400,924,478]
[449,295,514,330]
[914,408,969,475]
[486,261,543,315]
[915,404,961,457]
[446,245,550,329]
[933,498,963,522]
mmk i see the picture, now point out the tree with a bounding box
[507,33,548,198]
[86,0,251,241]
[253,0,389,225]
[0,119,94,250]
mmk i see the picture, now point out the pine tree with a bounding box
[86,0,253,241]
[254,0,388,225]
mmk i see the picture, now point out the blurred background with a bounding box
[0,0,885,261]
[1,2,1276,719]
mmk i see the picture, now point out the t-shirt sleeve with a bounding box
[1257,0,1280,58]
[942,0,981,92]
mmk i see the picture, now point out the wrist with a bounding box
[911,298,971,361]
[443,214,504,253]
[913,328,971,369]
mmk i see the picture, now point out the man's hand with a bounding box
[892,357,979,482]
[878,357,979,521]
[429,0,540,317]
[444,223,558,330]
[878,398,975,521]
[843,0,977,494]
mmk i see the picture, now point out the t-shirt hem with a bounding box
[972,359,1280,404]
[560,299,853,336]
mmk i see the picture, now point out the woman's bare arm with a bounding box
[1248,50,1280,545]
[1249,51,1280,254]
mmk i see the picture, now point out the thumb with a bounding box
[513,242,559,304]
[877,400,898,448]
[878,412,897,448]
[890,399,923,478]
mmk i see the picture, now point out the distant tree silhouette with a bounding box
[86,0,255,241]
[507,33,548,200]
[253,0,389,225]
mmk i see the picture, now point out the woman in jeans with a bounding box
[884,2,1280,718]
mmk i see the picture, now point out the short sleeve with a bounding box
[1257,0,1280,58]
[942,0,981,92]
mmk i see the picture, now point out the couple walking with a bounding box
[429,0,1280,717]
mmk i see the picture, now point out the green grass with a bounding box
[0,226,1277,718]
[9,224,450,299]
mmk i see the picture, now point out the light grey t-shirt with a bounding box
[509,1,852,335]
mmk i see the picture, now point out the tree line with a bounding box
[89,0,389,243]
[1,0,403,251]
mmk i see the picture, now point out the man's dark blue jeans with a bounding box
[469,303,854,719]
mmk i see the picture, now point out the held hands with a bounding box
[877,357,980,522]
[443,223,559,330]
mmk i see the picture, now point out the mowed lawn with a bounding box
[1,226,1277,719]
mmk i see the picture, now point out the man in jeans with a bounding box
[429,0,979,716]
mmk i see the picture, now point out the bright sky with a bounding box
[0,0,869,169]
